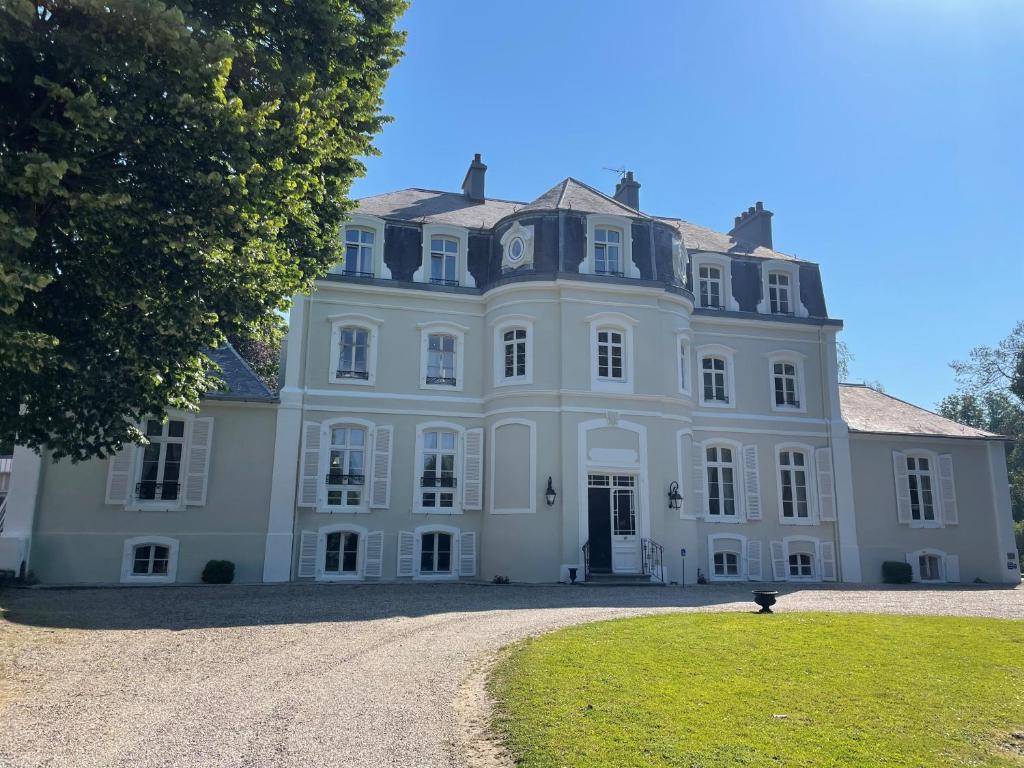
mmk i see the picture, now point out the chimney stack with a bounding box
[461,153,487,202]
[613,171,641,211]
[728,200,773,249]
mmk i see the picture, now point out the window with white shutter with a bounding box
[742,445,761,520]
[364,531,384,577]
[937,454,958,525]
[459,531,477,577]
[396,531,415,577]
[297,531,318,578]
[184,417,214,506]
[462,428,484,510]
[298,422,322,508]
[819,541,837,581]
[370,426,393,509]
[945,554,960,583]
[746,540,763,581]
[770,541,786,581]
[105,444,136,505]
[815,447,836,522]
[892,450,912,524]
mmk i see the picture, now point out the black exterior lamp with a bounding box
[545,476,557,506]
[668,481,683,511]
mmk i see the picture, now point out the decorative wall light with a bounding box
[667,481,682,511]
[545,476,557,506]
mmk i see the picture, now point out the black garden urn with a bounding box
[752,590,779,614]
[568,567,578,584]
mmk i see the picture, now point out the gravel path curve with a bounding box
[1,582,1021,768]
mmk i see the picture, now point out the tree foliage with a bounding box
[951,320,1024,406]
[0,0,406,459]
[228,313,285,390]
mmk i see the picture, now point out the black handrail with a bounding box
[641,538,666,584]
[582,540,591,582]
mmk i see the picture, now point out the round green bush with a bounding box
[882,560,913,584]
[201,560,235,584]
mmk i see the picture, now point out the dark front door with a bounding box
[587,487,612,572]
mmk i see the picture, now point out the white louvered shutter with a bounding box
[937,454,958,525]
[459,531,477,577]
[184,417,214,506]
[742,445,761,520]
[297,531,318,578]
[692,442,706,517]
[770,541,786,581]
[815,447,836,522]
[364,531,384,577]
[906,552,920,583]
[819,541,837,581]
[462,428,484,510]
[370,426,393,509]
[892,451,912,524]
[298,422,322,508]
[746,540,763,581]
[105,443,136,505]
[945,554,960,583]
[396,531,415,577]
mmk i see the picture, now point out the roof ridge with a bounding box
[563,176,649,218]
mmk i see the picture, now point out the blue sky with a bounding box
[351,0,1024,409]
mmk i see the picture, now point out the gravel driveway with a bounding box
[1,582,1021,767]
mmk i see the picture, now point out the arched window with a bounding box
[593,227,623,276]
[344,227,375,277]
[788,552,814,578]
[919,553,942,582]
[420,530,454,574]
[326,425,366,508]
[768,271,791,314]
[336,326,370,380]
[120,536,179,583]
[705,445,737,518]
[773,362,799,407]
[699,265,723,308]
[324,529,360,575]
[132,543,170,576]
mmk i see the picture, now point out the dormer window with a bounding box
[699,265,723,309]
[594,227,623,276]
[768,272,791,314]
[429,237,459,286]
[344,228,375,277]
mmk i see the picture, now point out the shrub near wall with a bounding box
[202,560,235,584]
[882,561,913,584]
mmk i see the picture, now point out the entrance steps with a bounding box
[583,572,663,586]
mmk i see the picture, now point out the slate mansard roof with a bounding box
[203,344,277,403]
[355,177,803,263]
[838,384,1000,440]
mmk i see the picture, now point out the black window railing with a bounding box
[135,481,181,501]
[425,376,456,386]
[421,475,457,488]
[594,268,625,277]
[702,302,725,310]
[336,369,370,380]
[326,472,365,486]
[776,399,801,408]
[429,278,460,287]
[343,270,375,279]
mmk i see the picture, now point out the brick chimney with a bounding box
[728,201,773,249]
[461,153,487,202]
[613,171,641,210]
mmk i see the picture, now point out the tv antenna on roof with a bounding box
[602,165,627,179]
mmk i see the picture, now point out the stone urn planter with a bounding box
[568,567,578,584]
[752,590,779,614]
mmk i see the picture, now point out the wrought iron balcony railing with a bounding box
[326,473,365,486]
[428,277,460,287]
[425,376,456,386]
[420,475,457,488]
[135,481,181,501]
[336,369,370,380]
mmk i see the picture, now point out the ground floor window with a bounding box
[788,552,813,578]
[132,544,170,576]
[713,551,739,577]
[121,536,179,583]
[324,531,359,574]
[421,531,453,574]
[919,553,942,582]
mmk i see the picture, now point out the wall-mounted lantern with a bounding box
[667,481,682,511]
[545,476,557,506]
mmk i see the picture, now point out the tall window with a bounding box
[594,228,622,275]
[420,531,453,574]
[779,450,809,520]
[326,427,365,507]
[324,531,359,574]
[702,357,728,403]
[706,445,737,517]
[503,328,527,379]
[773,362,799,407]
[429,237,459,286]
[678,339,688,392]
[132,543,170,576]
[426,333,457,386]
[699,265,723,308]
[919,553,942,581]
[906,456,935,522]
[768,272,791,314]
[336,327,369,380]
[421,430,456,508]
[788,552,813,578]
[713,551,739,577]
[344,227,375,276]
[137,419,186,501]
[596,329,624,380]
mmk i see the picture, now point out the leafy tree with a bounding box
[228,313,285,390]
[951,321,1024,407]
[837,339,851,381]
[0,0,406,460]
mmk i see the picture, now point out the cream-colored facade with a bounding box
[2,165,1018,586]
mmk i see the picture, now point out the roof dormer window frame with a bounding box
[337,214,389,280]
[691,253,738,311]
[414,224,475,288]
[584,214,640,279]
[757,260,807,317]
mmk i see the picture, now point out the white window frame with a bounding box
[775,442,818,525]
[413,421,466,515]
[320,417,375,514]
[702,438,744,522]
[414,523,461,581]
[328,313,382,386]
[586,312,637,394]
[691,253,737,311]
[708,533,747,582]
[127,413,195,512]
[584,214,639,278]
[414,224,474,288]
[417,321,469,392]
[908,548,952,583]
[316,522,367,582]
[675,331,692,397]
[697,344,736,409]
[337,214,389,279]
[492,315,534,387]
[120,535,179,584]
[766,351,807,414]
[757,260,806,317]
[905,449,941,528]
[782,536,824,583]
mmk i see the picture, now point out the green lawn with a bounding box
[490,613,1024,768]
